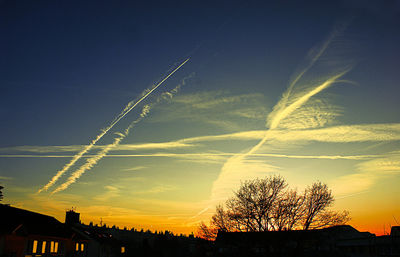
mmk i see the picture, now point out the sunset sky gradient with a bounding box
[1,0,399,235]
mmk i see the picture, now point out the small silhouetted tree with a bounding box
[0,186,3,201]
[212,205,236,231]
[197,222,217,240]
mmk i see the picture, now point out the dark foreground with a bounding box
[1,204,399,257]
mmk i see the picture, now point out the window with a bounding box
[50,241,54,253]
[32,240,38,254]
[121,247,125,253]
[75,243,79,251]
[54,242,58,253]
[80,243,84,252]
[41,241,46,254]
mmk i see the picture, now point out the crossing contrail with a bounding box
[209,22,352,204]
[38,58,190,193]
[51,106,149,194]
[51,74,193,194]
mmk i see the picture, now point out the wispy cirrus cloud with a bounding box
[149,91,268,131]
[1,123,400,161]
[93,185,121,202]
[182,123,400,144]
[121,166,147,172]
[208,22,356,204]
[2,123,400,155]
[332,151,400,196]
[133,184,177,195]
[210,71,349,202]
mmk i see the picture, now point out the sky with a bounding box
[1,0,400,235]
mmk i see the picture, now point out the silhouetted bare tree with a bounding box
[302,182,350,230]
[273,189,305,231]
[198,176,350,240]
[197,222,217,241]
[226,176,287,232]
[211,205,236,232]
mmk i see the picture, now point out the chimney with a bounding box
[65,209,80,225]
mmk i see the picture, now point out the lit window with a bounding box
[50,241,54,253]
[33,240,38,254]
[42,241,46,254]
[80,243,84,252]
[54,242,58,253]
[121,247,125,253]
[76,243,79,251]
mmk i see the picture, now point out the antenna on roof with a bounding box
[393,215,399,225]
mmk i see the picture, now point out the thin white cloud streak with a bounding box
[52,75,193,193]
[0,152,381,160]
[5,122,400,155]
[168,123,400,144]
[265,123,400,143]
[0,176,13,180]
[132,184,177,195]
[1,142,194,153]
[121,166,147,172]
[38,58,190,193]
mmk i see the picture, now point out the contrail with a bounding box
[247,70,348,156]
[105,58,190,132]
[51,108,147,194]
[275,23,346,118]
[209,25,352,205]
[38,58,190,193]
[51,75,192,194]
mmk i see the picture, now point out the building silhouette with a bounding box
[0,204,88,257]
[1,203,399,257]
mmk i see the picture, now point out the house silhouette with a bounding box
[0,204,87,257]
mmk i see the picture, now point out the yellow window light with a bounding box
[41,241,46,254]
[32,240,38,254]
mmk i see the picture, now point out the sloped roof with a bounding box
[0,204,72,239]
[216,225,365,245]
